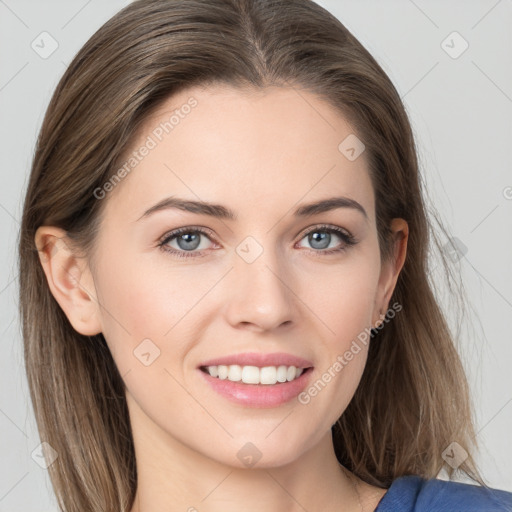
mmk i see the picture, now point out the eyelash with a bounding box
[157,224,357,259]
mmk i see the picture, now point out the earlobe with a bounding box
[34,226,102,336]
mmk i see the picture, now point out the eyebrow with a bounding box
[136,195,368,222]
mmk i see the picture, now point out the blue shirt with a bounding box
[374,475,512,511]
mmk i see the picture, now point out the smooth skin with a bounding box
[36,84,408,512]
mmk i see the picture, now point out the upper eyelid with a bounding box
[159,225,215,242]
[298,224,352,238]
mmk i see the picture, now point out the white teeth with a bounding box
[276,365,288,382]
[204,364,307,384]
[227,365,242,382]
[217,365,228,379]
[242,365,260,384]
[260,366,277,385]
[286,366,296,381]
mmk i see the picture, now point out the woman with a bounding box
[18,0,512,511]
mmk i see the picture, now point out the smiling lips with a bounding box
[197,352,314,407]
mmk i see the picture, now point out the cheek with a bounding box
[299,251,380,342]
[296,251,379,417]
[93,253,223,371]
[93,257,203,417]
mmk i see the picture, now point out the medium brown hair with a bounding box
[18,0,483,510]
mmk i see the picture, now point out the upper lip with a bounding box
[198,352,314,369]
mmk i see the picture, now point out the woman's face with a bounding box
[79,84,404,468]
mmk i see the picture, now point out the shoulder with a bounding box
[374,475,512,512]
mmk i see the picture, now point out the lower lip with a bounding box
[198,367,314,408]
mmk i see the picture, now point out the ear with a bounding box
[34,226,102,336]
[373,218,408,326]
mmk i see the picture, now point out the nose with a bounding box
[224,244,297,332]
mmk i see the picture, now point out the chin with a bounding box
[211,433,314,470]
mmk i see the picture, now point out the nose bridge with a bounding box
[224,234,296,330]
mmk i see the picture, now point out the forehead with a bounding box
[101,84,374,225]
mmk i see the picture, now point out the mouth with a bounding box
[196,352,315,407]
[197,364,314,408]
[199,364,314,385]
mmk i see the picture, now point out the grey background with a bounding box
[1,0,511,510]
